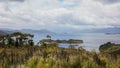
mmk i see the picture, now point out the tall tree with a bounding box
[12,32,22,47]
[0,35,6,46]
[46,35,51,40]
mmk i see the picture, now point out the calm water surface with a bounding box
[34,33,120,51]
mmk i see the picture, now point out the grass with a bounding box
[0,43,119,68]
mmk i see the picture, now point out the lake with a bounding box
[34,33,120,51]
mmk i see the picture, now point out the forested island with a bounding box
[39,39,83,44]
[0,32,120,68]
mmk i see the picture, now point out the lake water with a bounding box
[34,33,120,51]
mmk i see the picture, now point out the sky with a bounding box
[0,0,120,32]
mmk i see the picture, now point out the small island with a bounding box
[40,39,83,44]
[38,35,83,45]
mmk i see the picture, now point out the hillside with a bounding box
[0,30,6,34]
[99,42,120,55]
[0,28,56,35]
[20,29,55,34]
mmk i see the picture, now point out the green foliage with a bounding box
[27,57,38,68]
[46,35,51,40]
[0,32,34,47]
[99,42,120,55]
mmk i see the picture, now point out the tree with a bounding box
[28,34,34,46]
[12,32,22,46]
[0,32,35,47]
[6,34,14,46]
[46,35,51,40]
[0,35,6,46]
[28,40,34,46]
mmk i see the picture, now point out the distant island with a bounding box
[40,39,83,44]
[105,33,120,35]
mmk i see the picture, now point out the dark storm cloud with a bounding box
[96,0,120,4]
[0,0,25,2]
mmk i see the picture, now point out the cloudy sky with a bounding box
[0,0,120,32]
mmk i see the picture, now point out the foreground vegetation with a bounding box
[0,32,120,68]
[100,42,120,55]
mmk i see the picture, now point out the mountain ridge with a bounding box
[0,28,120,35]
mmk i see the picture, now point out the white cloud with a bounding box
[73,0,120,26]
[0,0,25,2]
[0,0,120,31]
[96,0,120,4]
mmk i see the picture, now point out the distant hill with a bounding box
[20,29,56,35]
[90,28,120,33]
[0,30,6,34]
[0,28,56,34]
[68,27,120,34]
[0,28,15,34]
[0,30,13,34]
[0,27,120,35]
